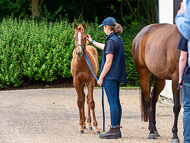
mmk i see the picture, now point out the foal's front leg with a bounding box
[75,82,86,133]
[87,80,100,134]
[86,93,92,130]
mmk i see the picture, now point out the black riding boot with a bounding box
[99,127,118,139]
[116,126,121,138]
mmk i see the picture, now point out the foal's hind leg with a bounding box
[150,76,165,137]
[81,88,86,129]
[86,80,100,134]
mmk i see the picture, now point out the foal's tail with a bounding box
[139,89,149,122]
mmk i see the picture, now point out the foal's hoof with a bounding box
[78,130,84,134]
[154,131,160,137]
[83,126,86,129]
[148,133,157,139]
[171,139,180,143]
[87,127,92,130]
[94,131,100,135]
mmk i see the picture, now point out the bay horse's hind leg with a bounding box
[171,75,181,143]
[75,82,86,133]
[138,68,157,139]
[86,80,100,135]
[151,76,165,137]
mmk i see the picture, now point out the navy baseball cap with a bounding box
[99,17,116,27]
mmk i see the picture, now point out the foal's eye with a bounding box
[74,37,75,40]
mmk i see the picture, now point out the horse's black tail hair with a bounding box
[139,89,149,122]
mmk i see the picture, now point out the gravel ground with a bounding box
[0,88,183,143]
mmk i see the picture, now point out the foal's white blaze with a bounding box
[78,32,82,50]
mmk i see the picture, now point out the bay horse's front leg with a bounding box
[87,80,100,135]
[171,77,181,143]
[75,81,86,134]
[147,107,157,139]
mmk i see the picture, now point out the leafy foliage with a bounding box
[121,22,146,86]
[0,0,158,25]
[0,18,73,88]
[0,17,146,88]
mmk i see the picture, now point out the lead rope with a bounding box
[83,52,105,132]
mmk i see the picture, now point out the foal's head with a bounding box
[73,22,87,58]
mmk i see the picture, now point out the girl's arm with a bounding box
[179,50,187,84]
[97,53,113,86]
[86,34,105,50]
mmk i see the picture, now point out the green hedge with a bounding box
[0,18,144,88]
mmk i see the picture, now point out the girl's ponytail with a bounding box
[114,22,123,34]
[109,22,123,34]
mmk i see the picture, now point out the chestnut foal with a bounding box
[71,22,100,134]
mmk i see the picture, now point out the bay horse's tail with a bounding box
[139,89,149,122]
[132,26,151,122]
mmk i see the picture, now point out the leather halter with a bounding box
[74,35,86,51]
[75,43,86,50]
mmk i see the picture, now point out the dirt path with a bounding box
[0,88,183,143]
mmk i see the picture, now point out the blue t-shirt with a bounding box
[105,40,115,55]
[177,36,190,83]
[100,33,127,83]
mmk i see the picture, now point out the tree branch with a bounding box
[121,0,130,26]
[126,0,137,19]
[39,0,44,8]
[32,0,40,17]
[137,0,140,22]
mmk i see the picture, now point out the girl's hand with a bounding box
[97,78,103,86]
[178,79,183,88]
[86,34,92,43]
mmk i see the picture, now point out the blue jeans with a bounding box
[183,81,190,143]
[104,80,122,128]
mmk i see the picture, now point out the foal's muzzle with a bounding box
[75,44,86,58]
[76,50,83,58]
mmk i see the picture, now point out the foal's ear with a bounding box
[74,22,78,30]
[82,23,87,31]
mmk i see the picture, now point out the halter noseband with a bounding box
[75,44,86,50]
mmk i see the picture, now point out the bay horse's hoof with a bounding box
[78,130,84,134]
[148,133,157,139]
[83,126,86,129]
[171,139,180,143]
[154,131,160,137]
[87,127,92,130]
[94,131,100,135]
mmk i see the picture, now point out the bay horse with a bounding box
[71,22,100,134]
[132,23,181,143]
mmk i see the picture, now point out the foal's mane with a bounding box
[76,24,85,32]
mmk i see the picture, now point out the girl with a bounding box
[86,17,127,139]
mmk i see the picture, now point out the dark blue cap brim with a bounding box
[99,24,104,27]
